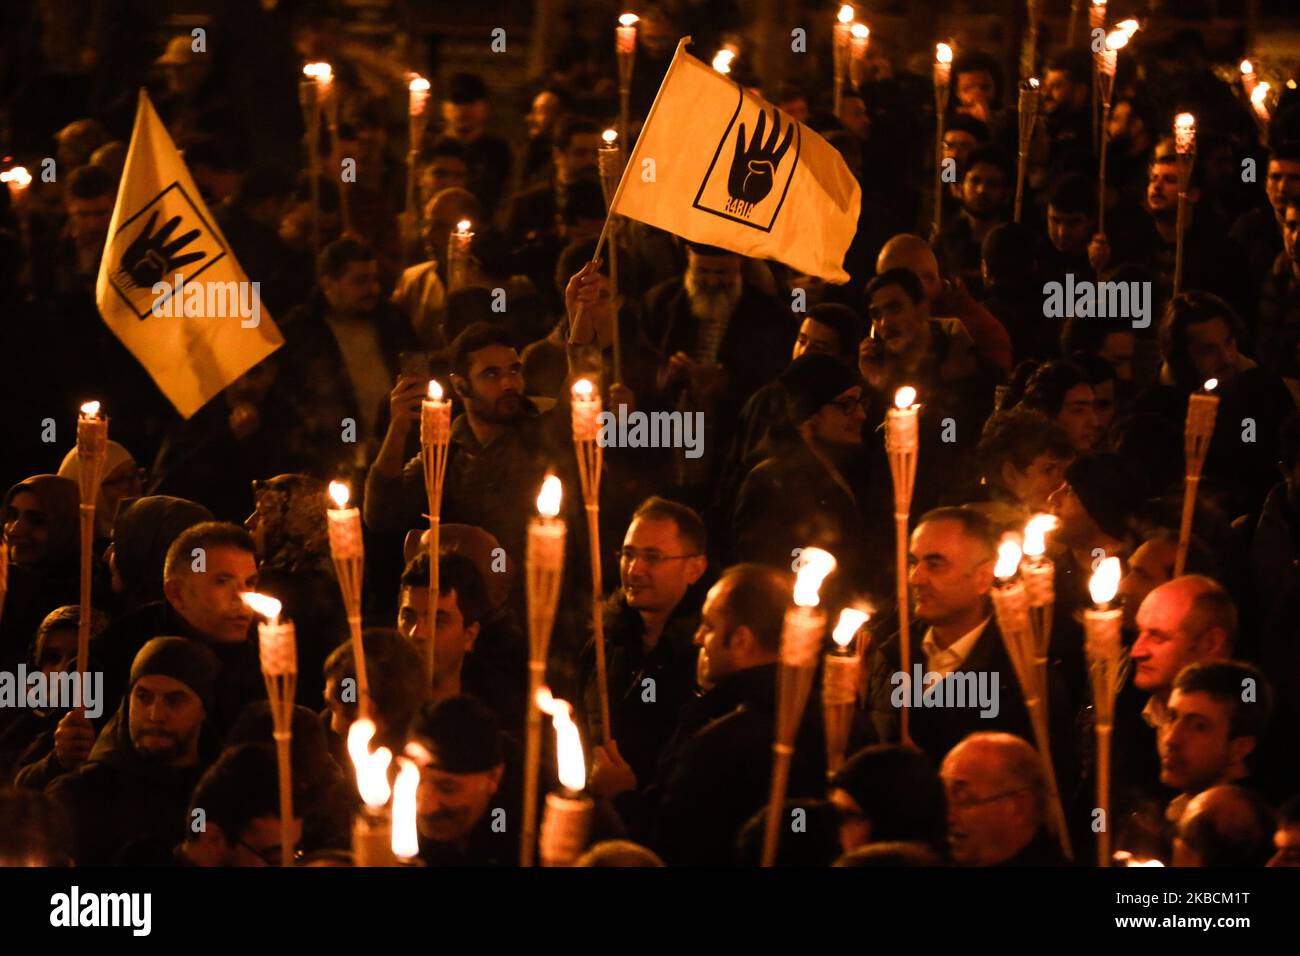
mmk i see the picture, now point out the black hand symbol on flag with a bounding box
[727,107,794,205]
[115,211,205,289]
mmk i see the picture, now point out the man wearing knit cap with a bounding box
[732,352,872,592]
[47,637,219,865]
[404,695,518,866]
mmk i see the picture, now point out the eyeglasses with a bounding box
[828,396,869,414]
[616,547,701,568]
[945,786,1030,811]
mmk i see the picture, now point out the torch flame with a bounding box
[391,758,420,859]
[1117,18,1140,38]
[619,13,639,27]
[832,607,870,648]
[1251,83,1270,107]
[793,547,837,607]
[936,43,953,65]
[894,385,917,409]
[1241,59,1254,75]
[1028,77,1040,89]
[536,687,586,791]
[712,49,735,74]
[303,62,333,83]
[328,481,350,509]
[347,719,393,809]
[994,539,1023,580]
[602,128,617,144]
[240,592,282,622]
[1204,378,1218,392]
[572,378,594,397]
[455,219,472,235]
[851,23,869,40]
[536,474,562,518]
[1175,112,1195,130]
[0,167,32,187]
[80,400,101,418]
[838,5,855,25]
[409,75,430,93]
[1023,514,1059,558]
[1105,30,1128,52]
[1089,556,1122,606]
[428,379,444,400]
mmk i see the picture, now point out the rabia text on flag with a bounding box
[1041,273,1152,329]
[597,405,705,459]
[149,273,262,328]
[0,666,103,718]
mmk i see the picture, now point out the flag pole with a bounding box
[568,37,695,350]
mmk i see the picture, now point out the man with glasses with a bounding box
[732,353,874,594]
[580,497,707,787]
[506,116,603,246]
[940,731,1064,865]
[177,744,303,867]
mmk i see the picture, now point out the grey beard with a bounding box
[684,272,742,324]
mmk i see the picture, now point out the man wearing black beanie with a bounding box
[404,695,518,866]
[46,637,219,865]
[732,352,873,593]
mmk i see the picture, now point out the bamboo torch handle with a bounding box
[273,727,294,867]
[1096,723,1113,867]
[586,502,611,743]
[77,504,95,678]
[520,661,545,867]
[895,512,912,747]
[760,745,794,866]
[1175,474,1198,578]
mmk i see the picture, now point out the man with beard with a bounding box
[580,498,707,788]
[1231,142,1300,292]
[934,145,1012,295]
[82,522,265,759]
[641,243,793,503]
[279,237,415,477]
[365,323,570,600]
[1040,50,1092,169]
[732,354,874,594]
[47,637,219,865]
[877,234,1012,374]
[404,695,518,866]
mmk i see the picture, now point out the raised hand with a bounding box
[115,210,205,289]
[727,106,795,205]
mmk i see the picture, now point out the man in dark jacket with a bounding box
[732,353,876,596]
[47,637,219,865]
[364,323,574,596]
[590,563,826,866]
[579,497,707,785]
[863,507,1076,779]
[277,237,415,478]
[640,244,795,501]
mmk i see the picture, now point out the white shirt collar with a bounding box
[921,616,991,678]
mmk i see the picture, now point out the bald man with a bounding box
[877,234,1012,373]
[941,732,1064,865]
[1172,784,1276,867]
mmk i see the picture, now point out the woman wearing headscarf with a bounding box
[244,474,348,710]
[57,440,143,541]
[1,475,84,671]
[106,495,214,617]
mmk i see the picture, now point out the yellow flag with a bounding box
[611,39,861,283]
[95,90,283,418]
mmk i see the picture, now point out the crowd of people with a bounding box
[2,1,1300,868]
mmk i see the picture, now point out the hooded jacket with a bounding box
[111,496,214,614]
